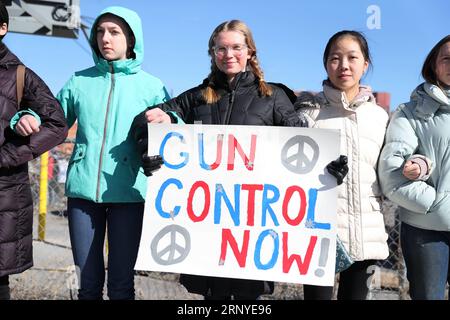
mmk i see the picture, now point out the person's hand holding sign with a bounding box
[326,155,349,185]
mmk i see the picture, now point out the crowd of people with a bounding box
[0,1,449,300]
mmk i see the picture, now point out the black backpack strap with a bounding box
[16,64,26,108]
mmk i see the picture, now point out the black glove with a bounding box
[136,136,148,156]
[326,155,348,185]
[142,154,164,177]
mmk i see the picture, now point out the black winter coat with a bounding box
[0,43,68,277]
[136,71,304,298]
[161,71,302,127]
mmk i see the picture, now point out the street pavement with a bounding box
[8,210,403,300]
[9,212,201,300]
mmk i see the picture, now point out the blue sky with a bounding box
[4,0,449,111]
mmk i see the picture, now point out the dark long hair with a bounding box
[322,30,372,82]
[91,13,136,60]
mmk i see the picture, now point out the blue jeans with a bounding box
[68,198,144,300]
[401,222,450,300]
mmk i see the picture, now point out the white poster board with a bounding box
[135,124,340,286]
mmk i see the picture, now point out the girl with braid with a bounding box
[133,19,348,300]
[133,20,304,300]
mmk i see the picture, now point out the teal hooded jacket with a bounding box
[57,6,170,203]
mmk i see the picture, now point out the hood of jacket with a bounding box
[409,82,450,120]
[89,6,143,74]
[294,81,376,112]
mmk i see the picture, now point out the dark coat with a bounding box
[160,71,302,128]
[0,43,68,277]
[135,71,304,298]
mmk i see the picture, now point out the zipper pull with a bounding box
[229,90,235,104]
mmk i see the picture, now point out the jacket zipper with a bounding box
[222,73,244,124]
[223,90,236,125]
[96,64,115,202]
[354,112,364,259]
[344,115,353,256]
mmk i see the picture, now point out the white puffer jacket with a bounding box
[295,83,389,261]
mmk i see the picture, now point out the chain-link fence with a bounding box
[373,200,409,300]
[29,143,72,217]
[28,142,411,300]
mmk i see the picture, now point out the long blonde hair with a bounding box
[203,20,273,104]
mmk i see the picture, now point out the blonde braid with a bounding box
[202,63,221,104]
[249,55,273,97]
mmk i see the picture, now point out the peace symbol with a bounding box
[151,225,191,265]
[281,135,320,174]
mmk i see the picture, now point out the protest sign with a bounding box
[135,124,340,286]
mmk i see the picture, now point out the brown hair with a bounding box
[421,35,450,86]
[203,20,272,104]
[0,1,9,40]
[92,13,136,60]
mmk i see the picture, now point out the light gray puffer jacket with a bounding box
[295,84,389,261]
[378,83,450,231]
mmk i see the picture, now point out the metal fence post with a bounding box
[38,151,49,241]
